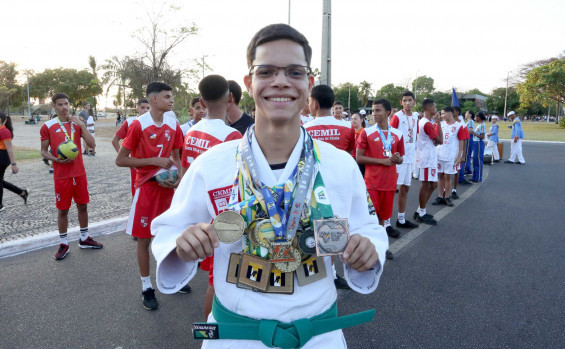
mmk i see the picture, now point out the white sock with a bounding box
[141,276,153,291]
[332,263,337,280]
[418,207,426,217]
[384,219,391,228]
[80,227,88,241]
[59,233,68,245]
[398,212,406,224]
[452,189,456,193]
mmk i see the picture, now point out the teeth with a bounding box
[269,97,292,102]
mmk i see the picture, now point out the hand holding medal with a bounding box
[175,222,220,262]
[341,234,380,272]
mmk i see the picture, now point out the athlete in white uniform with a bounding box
[151,24,388,349]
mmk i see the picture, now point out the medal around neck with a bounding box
[313,218,350,256]
[273,246,301,273]
[213,211,246,244]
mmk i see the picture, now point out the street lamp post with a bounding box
[320,0,331,86]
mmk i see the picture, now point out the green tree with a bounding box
[359,80,373,107]
[462,100,478,115]
[333,83,359,111]
[374,83,405,109]
[486,87,519,115]
[431,90,452,111]
[87,55,102,117]
[240,91,255,114]
[411,75,435,99]
[28,68,102,109]
[101,56,131,115]
[517,59,565,115]
[465,88,488,96]
[0,61,19,113]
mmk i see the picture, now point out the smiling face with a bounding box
[244,39,314,126]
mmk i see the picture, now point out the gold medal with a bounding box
[273,246,301,272]
[213,211,246,244]
[253,219,275,248]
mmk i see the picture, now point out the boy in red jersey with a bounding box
[115,82,185,310]
[304,85,355,154]
[414,99,443,225]
[40,93,102,261]
[357,99,404,260]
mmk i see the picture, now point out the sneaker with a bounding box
[432,197,445,205]
[396,220,419,229]
[142,288,159,310]
[334,274,350,290]
[386,250,394,260]
[444,198,454,207]
[49,168,54,174]
[451,191,459,200]
[504,160,514,164]
[414,213,437,225]
[459,180,473,185]
[177,284,192,294]
[516,162,524,165]
[413,212,434,220]
[22,189,29,205]
[54,243,69,260]
[385,226,400,238]
[78,236,103,249]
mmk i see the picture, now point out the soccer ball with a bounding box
[57,140,79,160]
[154,168,178,185]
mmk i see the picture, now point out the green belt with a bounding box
[194,295,375,348]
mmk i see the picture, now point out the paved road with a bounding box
[1,136,564,348]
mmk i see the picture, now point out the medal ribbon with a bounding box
[56,117,74,142]
[375,125,392,152]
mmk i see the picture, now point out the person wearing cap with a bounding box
[359,109,368,125]
[486,115,500,162]
[504,111,525,164]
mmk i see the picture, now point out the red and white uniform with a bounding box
[436,121,468,175]
[304,117,355,154]
[122,112,183,238]
[116,116,138,196]
[300,114,314,125]
[40,119,89,210]
[181,119,242,170]
[390,110,419,186]
[416,116,439,182]
[356,125,404,220]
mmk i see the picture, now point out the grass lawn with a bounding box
[14,147,42,163]
[494,121,564,142]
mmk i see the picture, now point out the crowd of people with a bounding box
[0,23,529,349]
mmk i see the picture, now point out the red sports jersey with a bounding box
[40,118,86,180]
[0,125,11,150]
[356,125,405,191]
[181,119,242,169]
[115,116,138,140]
[122,112,183,189]
[304,116,355,153]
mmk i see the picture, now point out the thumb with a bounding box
[203,223,220,248]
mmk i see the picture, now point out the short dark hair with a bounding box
[137,99,149,106]
[310,85,334,109]
[145,81,172,97]
[199,75,229,102]
[0,112,13,137]
[401,91,415,99]
[333,101,343,107]
[442,106,454,114]
[228,80,242,105]
[52,92,69,104]
[83,102,90,107]
[476,111,486,121]
[453,106,461,114]
[246,24,312,68]
[373,99,392,112]
[422,98,435,110]
[467,110,475,117]
[191,97,202,108]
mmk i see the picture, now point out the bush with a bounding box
[559,116,565,128]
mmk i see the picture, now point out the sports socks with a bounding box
[59,232,68,245]
[332,263,337,280]
[452,189,457,193]
[141,276,153,291]
[80,227,88,241]
[418,207,426,217]
[398,212,406,224]
[384,219,391,228]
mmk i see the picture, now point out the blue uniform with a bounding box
[472,123,486,182]
[464,119,475,174]
[489,124,499,142]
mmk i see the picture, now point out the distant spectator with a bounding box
[0,112,29,212]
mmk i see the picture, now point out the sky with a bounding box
[4,0,565,105]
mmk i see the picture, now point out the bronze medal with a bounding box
[313,218,350,256]
[273,246,301,272]
[296,255,327,286]
[213,211,246,244]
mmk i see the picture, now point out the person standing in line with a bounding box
[504,111,525,164]
[115,82,187,310]
[486,115,500,162]
[332,101,345,121]
[470,112,486,182]
[299,102,314,125]
[226,80,255,135]
[463,110,475,175]
[414,98,443,225]
[350,112,366,176]
[452,106,470,196]
[85,114,96,156]
[389,91,420,230]
[40,93,102,260]
[0,113,29,212]
[78,102,90,155]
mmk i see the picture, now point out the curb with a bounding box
[0,216,128,259]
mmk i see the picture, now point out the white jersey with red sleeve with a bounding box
[122,111,184,189]
[436,120,467,161]
[416,117,439,169]
[390,110,418,164]
[115,116,138,140]
[181,118,242,169]
[304,116,355,154]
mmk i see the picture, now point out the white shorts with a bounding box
[437,160,458,175]
[396,163,413,186]
[419,167,438,182]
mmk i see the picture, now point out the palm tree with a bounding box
[359,80,373,107]
[101,56,130,117]
[88,55,101,118]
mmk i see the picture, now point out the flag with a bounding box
[451,88,459,107]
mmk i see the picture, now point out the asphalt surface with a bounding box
[1,141,564,348]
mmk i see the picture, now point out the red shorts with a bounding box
[54,175,89,210]
[200,255,214,286]
[368,189,395,221]
[126,180,174,239]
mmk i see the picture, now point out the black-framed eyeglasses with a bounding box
[248,65,311,80]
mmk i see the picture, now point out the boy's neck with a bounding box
[403,109,413,116]
[150,109,165,126]
[376,119,389,130]
[58,114,69,122]
[254,116,301,165]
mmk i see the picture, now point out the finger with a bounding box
[351,246,375,271]
[342,234,360,262]
[176,233,198,262]
[201,223,220,248]
[192,228,215,257]
[346,239,366,268]
[185,229,208,260]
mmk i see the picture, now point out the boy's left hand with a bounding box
[342,234,379,272]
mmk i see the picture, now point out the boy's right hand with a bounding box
[176,223,220,262]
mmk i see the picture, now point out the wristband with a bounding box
[11,162,17,166]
